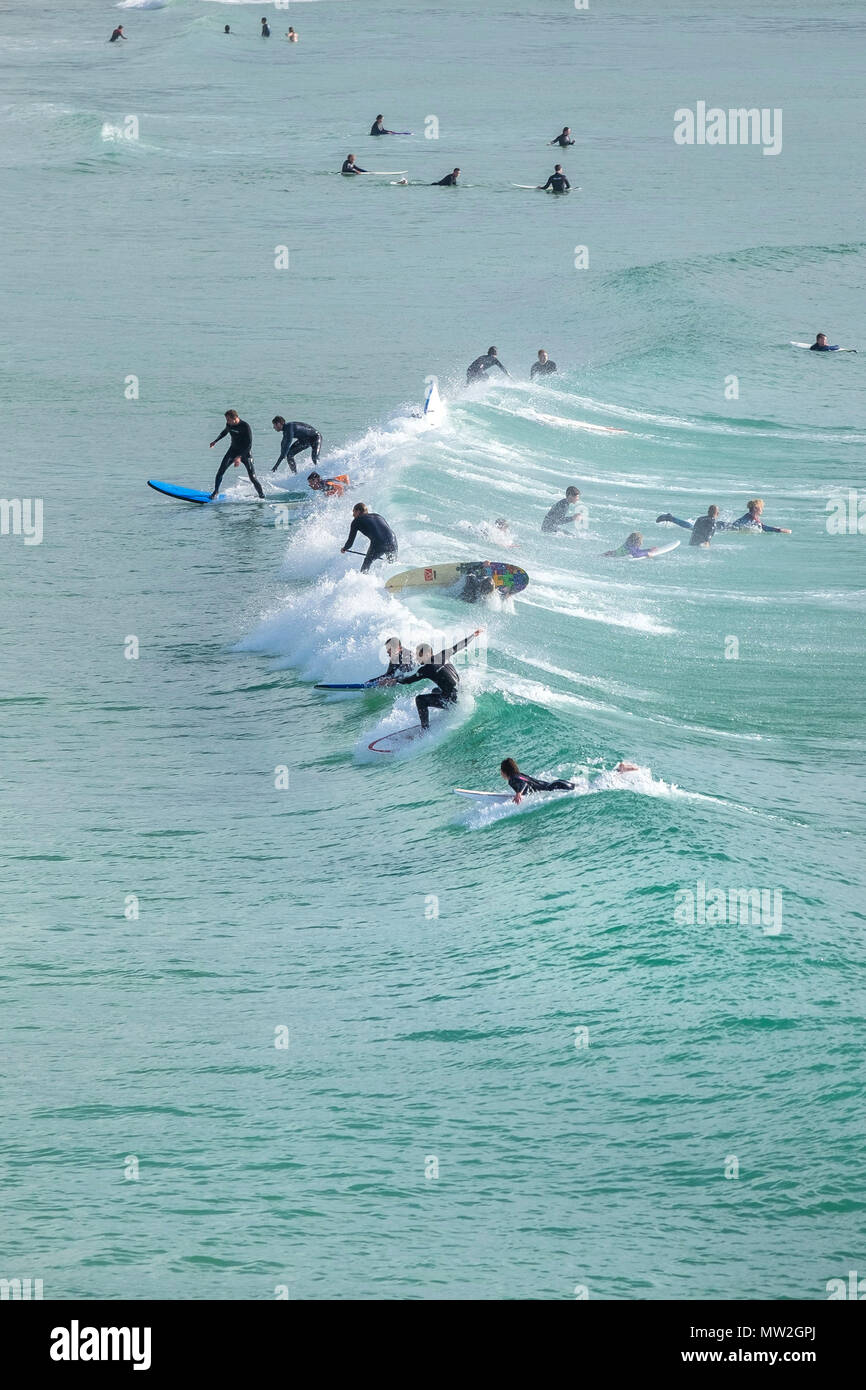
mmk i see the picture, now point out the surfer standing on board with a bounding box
[341,502,398,572]
[209,411,264,499]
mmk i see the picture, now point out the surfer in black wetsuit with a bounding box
[550,127,575,147]
[261,17,271,38]
[540,165,570,192]
[271,418,321,473]
[370,115,394,136]
[109,25,126,42]
[341,502,398,572]
[499,758,574,803]
[397,632,480,729]
[459,573,496,603]
[531,349,557,378]
[342,155,367,174]
[656,505,721,546]
[209,410,264,498]
[373,637,415,685]
[432,168,461,186]
[466,347,509,384]
[542,486,581,533]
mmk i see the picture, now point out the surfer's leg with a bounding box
[360,543,386,573]
[211,449,234,497]
[310,433,322,465]
[656,513,692,529]
[240,453,264,498]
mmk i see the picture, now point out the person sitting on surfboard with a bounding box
[550,127,575,148]
[499,758,575,803]
[530,349,557,378]
[272,418,321,473]
[370,115,396,136]
[656,505,721,546]
[432,168,461,186]
[540,165,570,192]
[308,471,348,497]
[542,486,582,533]
[342,155,367,175]
[340,502,398,573]
[209,411,264,499]
[466,347,509,384]
[604,531,659,558]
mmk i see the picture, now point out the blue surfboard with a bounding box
[147,480,307,506]
[314,677,391,691]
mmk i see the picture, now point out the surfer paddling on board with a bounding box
[550,127,575,147]
[271,418,321,473]
[810,333,846,352]
[342,155,368,175]
[604,531,660,558]
[542,486,582,533]
[396,633,482,731]
[531,349,557,378]
[432,168,460,186]
[209,411,264,499]
[308,472,348,497]
[466,347,509,384]
[341,502,398,573]
[729,499,791,533]
[540,165,570,192]
[500,758,575,803]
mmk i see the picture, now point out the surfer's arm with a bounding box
[492,358,509,376]
[432,629,482,666]
[759,522,790,533]
[397,671,423,685]
[210,426,229,446]
[341,520,360,551]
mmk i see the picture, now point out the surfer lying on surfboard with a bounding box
[659,499,790,535]
[500,757,639,804]
[308,471,349,497]
[604,531,661,558]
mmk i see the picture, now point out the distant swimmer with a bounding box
[500,758,574,804]
[370,115,395,136]
[271,418,321,473]
[550,127,575,147]
[342,155,368,175]
[542,486,582,533]
[397,640,469,732]
[540,165,571,192]
[341,502,398,573]
[530,349,557,378]
[729,498,791,533]
[287,28,298,43]
[603,531,659,558]
[656,505,721,546]
[209,410,264,500]
[261,17,271,38]
[308,471,349,498]
[466,346,509,384]
[432,168,461,186]
[109,26,126,43]
[224,25,231,34]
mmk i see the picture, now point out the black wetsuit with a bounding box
[344,512,398,572]
[508,773,574,796]
[551,134,575,147]
[433,172,459,186]
[459,574,495,603]
[810,342,836,351]
[370,121,391,136]
[109,28,125,42]
[274,422,321,472]
[689,513,717,545]
[399,661,459,729]
[531,359,557,377]
[342,159,366,174]
[542,172,571,192]
[261,22,271,37]
[466,352,508,383]
[542,497,577,533]
[212,419,263,497]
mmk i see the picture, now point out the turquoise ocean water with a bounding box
[2,0,864,1299]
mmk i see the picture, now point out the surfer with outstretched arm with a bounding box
[209,411,264,499]
[542,486,582,533]
[271,418,321,473]
[432,168,461,186]
[396,635,479,731]
[531,349,557,378]
[370,116,396,136]
[109,25,126,42]
[550,127,575,147]
[341,502,398,573]
[729,499,791,533]
[380,630,480,688]
[466,347,509,384]
[604,531,659,558]
[342,155,368,175]
[540,165,570,192]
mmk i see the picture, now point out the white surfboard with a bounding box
[791,340,856,351]
[423,379,442,417]
[453,789,514,804]
[369,725,426,753]
[641,539,680,558]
